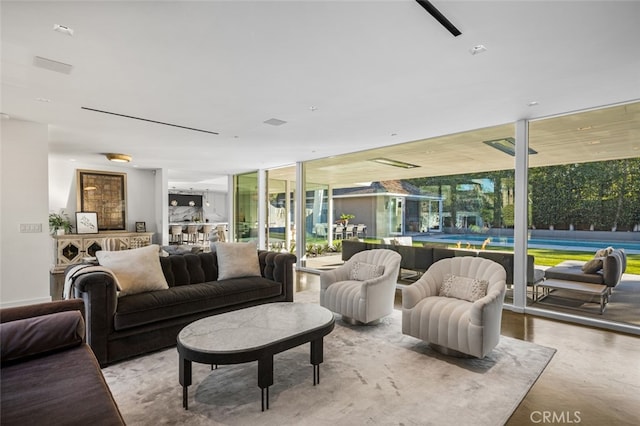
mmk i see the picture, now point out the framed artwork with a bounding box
[76,212,99,234]
[135,221,146,233]
[77,169,127,231]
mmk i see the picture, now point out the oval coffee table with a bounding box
[177,302,335,411]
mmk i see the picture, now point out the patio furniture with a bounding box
[533,279,608,314]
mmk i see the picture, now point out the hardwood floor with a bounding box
[296,272,640,426]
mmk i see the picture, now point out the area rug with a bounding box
[103,291,555,426]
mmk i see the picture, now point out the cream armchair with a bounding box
[402,257,506,358]
[320,249,401,325]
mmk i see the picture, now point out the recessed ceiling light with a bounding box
[309,106,317,112]
[469,45,487,55]
[527,101,539,107]
[35,97,51,103]
[53,24,74,36]
[577,126,593,131]
[587,140,601,145]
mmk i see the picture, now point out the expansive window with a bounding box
[233,171,259,242]
[266,166,296,253]
[526,103,640,327]
[246,101,639,333]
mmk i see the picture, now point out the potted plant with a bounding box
[339,213,355,226]
[49,211,73,235]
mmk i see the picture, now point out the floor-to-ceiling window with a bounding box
[266,166,296,253]
[526,102,640,328]
[234,171,259,242]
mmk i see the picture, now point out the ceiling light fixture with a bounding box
[370,158,420,169]
[53,24,74,36]
[469,45,487,55]
[106,153,132,163]
[483,138,537,157]
[264,118,287,126]
[527,101,539,107]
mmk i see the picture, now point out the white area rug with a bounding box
[104,291,555,425]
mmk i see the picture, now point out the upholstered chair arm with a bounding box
[320,266,351,290]
[402,274,439,309]
[469,285,506,327]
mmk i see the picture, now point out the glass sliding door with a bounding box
[526,102,640,328]
[234,171,259,242]
[266,165,296,253]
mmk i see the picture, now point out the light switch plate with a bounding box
[20,223,43,233]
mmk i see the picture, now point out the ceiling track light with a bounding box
[106,153,132,163]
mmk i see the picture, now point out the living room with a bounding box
[2,1,640,424]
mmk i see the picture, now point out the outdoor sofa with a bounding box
[342,239,544,286]
[543,248,627,291]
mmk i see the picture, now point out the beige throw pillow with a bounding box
[214,242,261,280]
[439,274,489,302]
[349,261,385,281]
[582,257,604,273]
[96,244,168,296]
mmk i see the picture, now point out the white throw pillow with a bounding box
[96,244,168,296]
[439,273,489,302]
[214,242,261,280]
[349,261,385,281]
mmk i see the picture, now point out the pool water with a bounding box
[415,234,640,254]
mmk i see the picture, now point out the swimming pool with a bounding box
[415,234,640,254]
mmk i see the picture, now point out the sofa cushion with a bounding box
[0,311,84,364]
[543,265,604,285]
[113,277,282,330]
[214,242,261,280]
[581,257,604,273]
[96,244,168,295]
[0,345,124,425]
[439,274,489,302]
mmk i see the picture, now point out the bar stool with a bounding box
[184,225,199,245]
[170,225,183,245]
[199,224,214,244]
[216,224,227,242]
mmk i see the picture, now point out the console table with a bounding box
[49,232,154,300]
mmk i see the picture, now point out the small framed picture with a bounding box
[135,221,146,233]
[76,212,99,234]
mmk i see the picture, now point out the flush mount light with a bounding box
[370,158,420,169]
[469,45,487,55]
[53,24,74,36]
[264,118,287,126]
[106,153,132,163]
[483,138,537,157]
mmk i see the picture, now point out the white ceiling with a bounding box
[2,1,640,192]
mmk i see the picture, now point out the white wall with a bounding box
[1,120,51,307]
[48,158,160,238]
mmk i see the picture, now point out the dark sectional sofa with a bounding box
[1,299,125,425]
[70,250,296,366]
[342,240,544,286]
